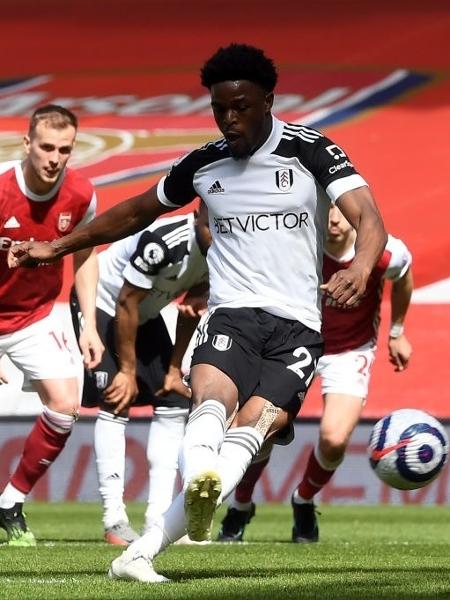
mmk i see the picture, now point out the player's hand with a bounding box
[8,241,59,268]
[78,327,105,369]
[177,292,208,318]
[155,365,191,399]
[388,334,412,372]
[321,265,369,307]
[103,371,138,414]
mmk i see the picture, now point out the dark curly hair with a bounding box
[201,43,278,92]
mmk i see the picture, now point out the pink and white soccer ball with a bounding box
[368,408,449,490]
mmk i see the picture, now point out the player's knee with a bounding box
[189,365,239,417]
[45,398,79,416]
[36,378,79,415]
[190,395,236,420]
[319,430,348,461]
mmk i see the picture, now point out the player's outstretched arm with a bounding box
[8,186,170,267]
[322,186,387,306]
[388,266,413,371]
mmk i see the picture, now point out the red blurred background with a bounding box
[1,0,449,417]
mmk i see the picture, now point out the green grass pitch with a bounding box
[0,502,449,599]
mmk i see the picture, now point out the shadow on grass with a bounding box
[2,565,449,578]
[167,565,450,579]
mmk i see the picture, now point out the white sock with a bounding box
[42,405,76,433]
[144,407,188,530]
[126,426,263,562]
[230,499,254,511]
[95,411,129,528]
[292,489,313,504]
[0,483,26,508]
[179,400,226,487]
[163,428,262,543]
[127,493,186,561]
[216,426,264,502]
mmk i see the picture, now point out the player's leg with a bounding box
[217,440,273,541]
[109,309,264,580]
[292,344,374,542]
[0,314,80,546]
[181,363,237,541]
[109,311,321,581]
[138,315,191,533]
[170,314,320,547]
[144,406,188,531]
[217,315,322,544]
[187,315,321,546]
[109,398,285,582]
[206,311,322,544]
[291,393,363,543]
[179,308,267,542]
[71,293,139,544]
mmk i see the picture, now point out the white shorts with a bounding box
[0,313,79,386]
[316,341,376,401]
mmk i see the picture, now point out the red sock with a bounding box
[10,415,70,494]
[297,449,336,500]
[235,456,270,504]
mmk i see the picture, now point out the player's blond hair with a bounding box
[28,104,78,138]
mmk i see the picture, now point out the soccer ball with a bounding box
[368,408,449,490]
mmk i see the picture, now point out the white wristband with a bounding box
[389,324,404,338]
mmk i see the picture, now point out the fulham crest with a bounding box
[212,334,232,352]
[275,168,293,191]
[95,371,109,390]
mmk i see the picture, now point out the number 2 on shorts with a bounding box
[287,346,316,386]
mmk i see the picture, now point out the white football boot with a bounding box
[108,549,170,583]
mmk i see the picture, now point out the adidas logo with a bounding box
[4,216,20,228]
[207,180,225,194]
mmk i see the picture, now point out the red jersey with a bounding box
[322,235,412,354]
[0,161,96,335]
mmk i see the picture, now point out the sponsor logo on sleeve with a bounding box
[143,242,165,265]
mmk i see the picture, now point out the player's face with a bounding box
[210,80,273,159]
[23,121,76,193]
[327,204,354,243]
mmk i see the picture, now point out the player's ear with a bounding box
[23,135,31,155]
[265,92,274,112]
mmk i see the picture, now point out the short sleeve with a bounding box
[125,230,170,286]
[384,235,412,281]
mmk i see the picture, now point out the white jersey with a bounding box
[96,213,208,323]
[157,116,367,332]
